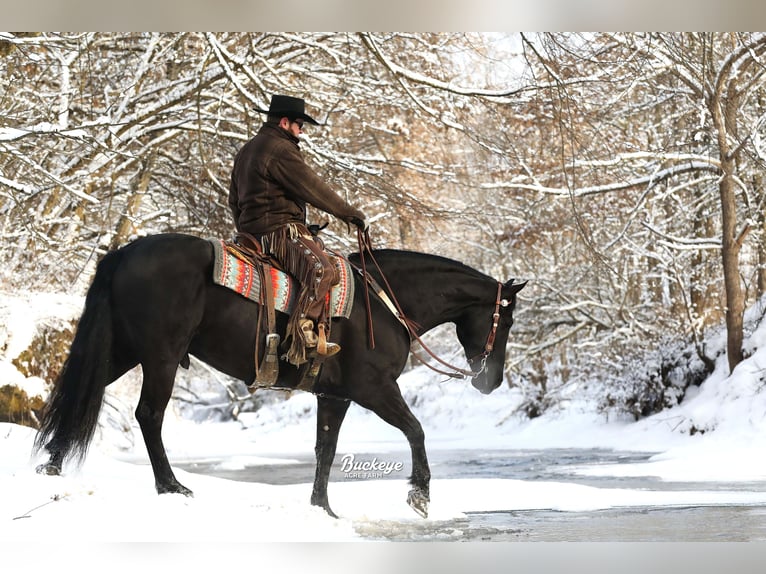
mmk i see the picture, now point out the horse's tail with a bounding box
[33,248,124,465]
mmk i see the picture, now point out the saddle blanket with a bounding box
[210,239,354,318]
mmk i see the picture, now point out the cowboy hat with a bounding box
[255,95,320,125]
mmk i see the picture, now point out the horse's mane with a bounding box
[347,248,493,282]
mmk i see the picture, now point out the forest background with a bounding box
[2,32,766,422]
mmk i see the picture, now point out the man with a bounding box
[229,94,366,366]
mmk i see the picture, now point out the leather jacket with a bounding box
[228,122,364,236]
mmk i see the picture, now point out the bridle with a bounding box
[353,229,511,381]
[465,281,511,376]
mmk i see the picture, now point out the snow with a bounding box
[2,290,766,551]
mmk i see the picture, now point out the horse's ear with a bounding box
[504,279,527,295]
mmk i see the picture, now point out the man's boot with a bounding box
[301,319,340,357]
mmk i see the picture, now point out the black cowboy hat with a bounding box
[255,95,320,125]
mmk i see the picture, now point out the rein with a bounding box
[354,229,508,380]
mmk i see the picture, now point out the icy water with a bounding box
[178,448,766,541]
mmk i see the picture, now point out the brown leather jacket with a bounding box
[229,122,364,236]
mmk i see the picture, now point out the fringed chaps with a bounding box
[260,223,339,365]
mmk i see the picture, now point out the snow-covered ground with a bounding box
[2,290,766,554]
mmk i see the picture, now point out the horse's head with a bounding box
[456,278,526,395]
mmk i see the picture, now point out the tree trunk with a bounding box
[710,49,755,374]
[719,165,745,372]
[755,174,766,301]
[759,215,766,300]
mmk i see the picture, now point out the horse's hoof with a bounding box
[323,506,339,519]
[311,497,339,519]
[158,483,194,497]
[407,488,429,519]
[36,463,62,476]
[178,486,194,498]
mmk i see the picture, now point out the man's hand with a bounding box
[342,208,367,232]
[307,222,329,236]
[349,216,368,232]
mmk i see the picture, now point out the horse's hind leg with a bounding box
[311,396,351,518]
[135,361,192,496]
[36,448,64,476]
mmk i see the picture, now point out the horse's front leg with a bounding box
[311,395,351,518]
[402,416,430,518]
[405,427,430,518]
[362,388,430,518]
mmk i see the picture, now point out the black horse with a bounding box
[33,233,525,518]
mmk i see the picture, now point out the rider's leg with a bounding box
[262,223,340,364]
[298,233,339,357]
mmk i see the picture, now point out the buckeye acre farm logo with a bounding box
[340,453,404,479]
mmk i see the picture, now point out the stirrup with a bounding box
[258,333,281,386]
[317,323,340,357]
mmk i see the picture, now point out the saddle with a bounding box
[211,233,354,392]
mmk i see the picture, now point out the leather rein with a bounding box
[353,229,510,380]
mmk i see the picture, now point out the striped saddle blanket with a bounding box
[210,239,354,318]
